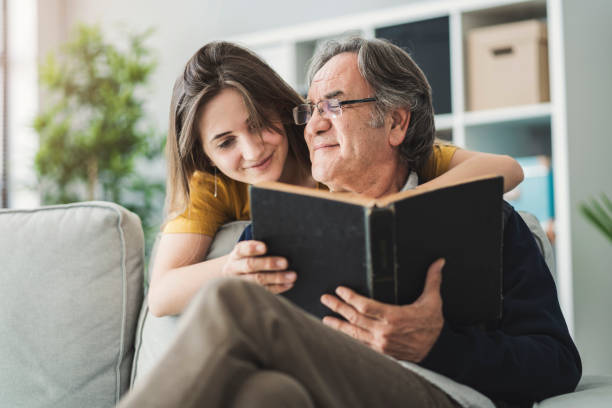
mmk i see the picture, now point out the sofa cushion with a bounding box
[131,220,249,384]
[518,211,556,278]
[0,202,144,408]
[536,375,612,407]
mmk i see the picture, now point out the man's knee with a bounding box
[231,371,314,408]
[205,276,253,297]
[193,277,271,317]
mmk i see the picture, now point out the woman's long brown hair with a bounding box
[165,42,310,222]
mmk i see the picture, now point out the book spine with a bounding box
[365,207,397,304]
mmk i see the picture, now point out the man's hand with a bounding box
[222,240,297,294]
[320,258,445,363]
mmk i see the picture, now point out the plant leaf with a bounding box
[580,194,612,243]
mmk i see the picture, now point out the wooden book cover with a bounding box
[250,175,503,324]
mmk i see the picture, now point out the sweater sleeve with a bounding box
[419,143,458,183]
[419,204,581,405]
[163,172,250,236]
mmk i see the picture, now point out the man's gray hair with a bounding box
[307,37,435,173]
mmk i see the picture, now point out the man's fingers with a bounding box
[320,294,376,330]
[418,258,445,301]
[240,271,297,286]
[322,316,374,345]
[334,286,387,320]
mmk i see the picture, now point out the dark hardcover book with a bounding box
[250,176,503,324]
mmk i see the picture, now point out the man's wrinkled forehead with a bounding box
[308,53,366,101]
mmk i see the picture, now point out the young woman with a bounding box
[148,42,523,317]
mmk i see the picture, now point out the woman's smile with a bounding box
[244,152,274,171]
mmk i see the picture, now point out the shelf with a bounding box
[463,102,551,126]
[462,0,546,31]
[434,113,453,130]
[464,108,551,157]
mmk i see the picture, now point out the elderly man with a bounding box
[120,38,580,408]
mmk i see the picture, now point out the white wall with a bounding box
[562,0,612,376]
[48,0,432,134]
[9,0,39,208]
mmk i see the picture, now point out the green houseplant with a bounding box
[580,193,612,243]
[33,24,164,255]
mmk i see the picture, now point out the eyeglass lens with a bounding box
[292,99,343,125]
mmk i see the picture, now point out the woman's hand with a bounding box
[222,240,296,293]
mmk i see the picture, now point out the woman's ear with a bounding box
[388,108,411,147]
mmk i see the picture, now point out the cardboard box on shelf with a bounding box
[468,19,549,111]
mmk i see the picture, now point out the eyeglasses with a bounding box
[292,97,377,125]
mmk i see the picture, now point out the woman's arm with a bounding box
[148,233,295,317]
[420,149,523,193]
[148,233,219,317]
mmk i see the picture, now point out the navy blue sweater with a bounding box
[420,203,581,406]
[241,204,582,406]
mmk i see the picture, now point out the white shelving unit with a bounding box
[230,1,612,358]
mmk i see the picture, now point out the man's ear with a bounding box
[388,108,411,147]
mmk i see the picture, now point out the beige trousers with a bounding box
[119,278,460,408]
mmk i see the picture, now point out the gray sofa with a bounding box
[0,201,610,407]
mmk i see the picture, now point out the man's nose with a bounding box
[304,107,331,141]
[241,134,265,161]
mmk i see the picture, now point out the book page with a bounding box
[375,174,501,207]
[255,174,501,209]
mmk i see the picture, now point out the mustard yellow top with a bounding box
[164,143,458,236]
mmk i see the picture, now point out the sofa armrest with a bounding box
[131,220,250,385]
[0,202,144,407]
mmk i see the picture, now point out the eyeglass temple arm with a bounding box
[338,97,377,107]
